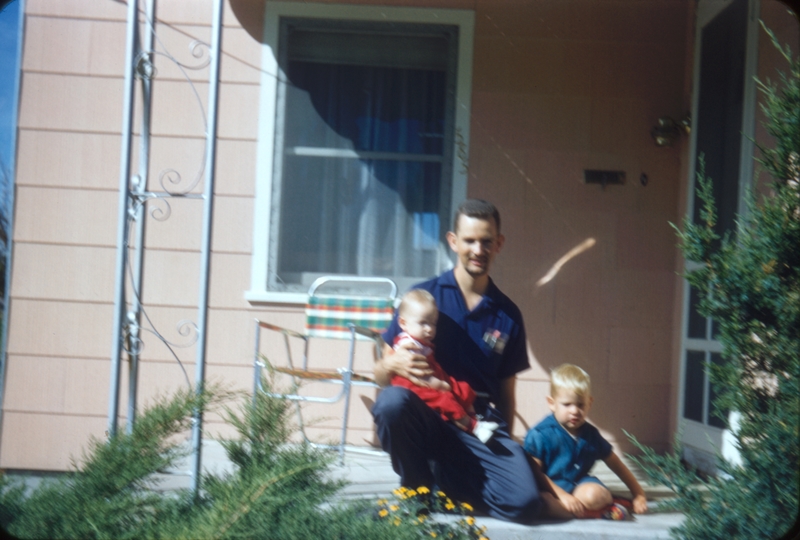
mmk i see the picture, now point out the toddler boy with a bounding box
[391,289,499,443]
[524,364,647,520]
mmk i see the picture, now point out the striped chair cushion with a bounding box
[305,296,395,340]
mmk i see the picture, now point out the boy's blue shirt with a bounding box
[523,413,613,493]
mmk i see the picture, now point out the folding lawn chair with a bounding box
[253,276,397,463]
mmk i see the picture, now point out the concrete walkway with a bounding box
[155,440,684,539]
[328,445,684,540]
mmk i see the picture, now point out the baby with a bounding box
[524,364,647,520]
[391,289,499,443]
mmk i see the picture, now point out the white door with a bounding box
[678,0,759,473]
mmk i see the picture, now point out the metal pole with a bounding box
[190,0,223,495]
[126,0,156,434]
[109,0,140,438]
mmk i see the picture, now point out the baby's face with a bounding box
[399,300,438,342]
[547,388,593,435]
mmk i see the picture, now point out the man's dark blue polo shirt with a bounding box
[383,269,530,405]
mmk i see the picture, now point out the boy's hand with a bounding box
[632,494,647,514]
[559,493,585,517]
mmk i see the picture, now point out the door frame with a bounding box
[677,0,760,473]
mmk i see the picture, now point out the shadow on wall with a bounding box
[522,237,599,426]
[230,0,267,45]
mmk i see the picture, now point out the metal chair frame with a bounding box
[253,276,396,462]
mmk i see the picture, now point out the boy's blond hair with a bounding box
[549,363,591,399]
[398,289,437,317]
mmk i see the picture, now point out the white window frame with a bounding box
[246,2,474,304]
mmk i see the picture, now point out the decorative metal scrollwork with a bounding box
[134,51,157,80]
[120,6,214,395]
[185,40,211,70]
[174,319,199,347]
[159,166,204,196]
[129,191,173,222]
[147,196,172,221]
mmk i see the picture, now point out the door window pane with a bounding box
[711,318,722,340]
[687,285,707,339]
[684,350,705,422]
[708,352,728,428]
[693,0,747,240]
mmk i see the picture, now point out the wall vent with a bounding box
[584,170,625,188]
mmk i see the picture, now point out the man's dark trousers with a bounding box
[372,385,542,523]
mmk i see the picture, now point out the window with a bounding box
[248,4,474,302]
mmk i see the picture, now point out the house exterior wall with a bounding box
[1,0,795,471]
[468,1,690,455]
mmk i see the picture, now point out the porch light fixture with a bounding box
[651,115,691,147]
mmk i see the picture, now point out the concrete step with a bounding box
[328,446,684,539]
[150,441,687,539]
[470,512,685,540]
[330,445,676,502]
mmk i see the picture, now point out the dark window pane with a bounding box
[687,285,707,339]
[708,352,728,428]
[683,350,705,422]
[692,0,747,241]
[711,318,722,340]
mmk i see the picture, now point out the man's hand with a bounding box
[379,340,434,386]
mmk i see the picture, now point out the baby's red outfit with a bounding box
[391,332,477,429]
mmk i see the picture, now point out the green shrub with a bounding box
[628,26,799,540]
[0,377,490,539]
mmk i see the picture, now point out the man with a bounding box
[372,199,542,523]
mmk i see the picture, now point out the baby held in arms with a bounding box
[391,289,499,443]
